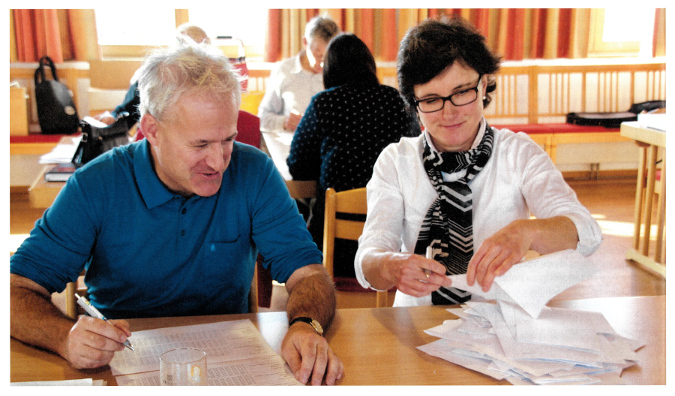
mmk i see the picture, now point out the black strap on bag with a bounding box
[34,56,80,135]
[72,113,133,166]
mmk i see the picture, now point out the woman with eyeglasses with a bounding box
[354,17,602,307]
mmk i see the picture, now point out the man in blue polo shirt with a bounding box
[10,41,343,386]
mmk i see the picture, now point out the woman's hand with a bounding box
[365,251,452,297]
[467,217,578,292]
[466,220,532,292]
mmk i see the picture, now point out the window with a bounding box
[588,8,656,57]
[96,7,176,46]
[95,7,268,60]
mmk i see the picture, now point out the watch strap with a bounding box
[290,317,323,335]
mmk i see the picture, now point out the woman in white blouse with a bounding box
[354,17,602,307]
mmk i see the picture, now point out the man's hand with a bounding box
[63,316,131,369]
[281,322,343,385]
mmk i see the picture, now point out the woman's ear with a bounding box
[140,114,160,146]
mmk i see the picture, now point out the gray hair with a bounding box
[137,42,241,121]
[304,15,339,43]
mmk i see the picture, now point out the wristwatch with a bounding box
[290,317,324,336]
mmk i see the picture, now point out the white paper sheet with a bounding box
[109,319,300,386]
[449,249,598,318]
[115,355,301,386]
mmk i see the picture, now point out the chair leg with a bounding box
[65,282,77,319]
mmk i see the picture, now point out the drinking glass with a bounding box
[159,348,207,386]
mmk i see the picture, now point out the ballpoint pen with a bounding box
[75,293,134,351]
[424,246,434,280]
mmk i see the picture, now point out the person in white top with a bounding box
[258,16,339,132]
[355,17,602,307]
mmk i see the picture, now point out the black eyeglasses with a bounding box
[414,75,483,113]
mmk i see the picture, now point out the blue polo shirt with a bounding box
[10,140,321,318]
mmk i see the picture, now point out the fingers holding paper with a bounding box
[65,316,131,369]
[467,217,579,292]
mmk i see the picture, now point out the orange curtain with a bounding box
[265,8,599,62]
[653,8,666,57]
[11,9,88,63]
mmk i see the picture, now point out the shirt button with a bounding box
[181,230,186,236]
[181,208,187,214]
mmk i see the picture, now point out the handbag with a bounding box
[34,56,80,134]
[72,113,133,166]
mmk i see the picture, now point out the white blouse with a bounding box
[354,121,603,307]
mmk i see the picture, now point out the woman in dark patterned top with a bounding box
[287,32,419,280]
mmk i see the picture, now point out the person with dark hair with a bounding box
[258,16,340,132]
[287,33,419,280]
[355,17,602,306]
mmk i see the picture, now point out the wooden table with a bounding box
[261,130,316,199]
[10,295,665,385]
[620,121,666,277]
[10,154,48,203]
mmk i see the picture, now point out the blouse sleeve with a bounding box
[354,146,407,289]
[511,132,603,256]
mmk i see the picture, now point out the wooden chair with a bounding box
[322,187,388,308]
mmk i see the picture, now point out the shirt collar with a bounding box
[134,139,178,209]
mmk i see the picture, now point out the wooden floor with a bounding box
[9,176,666,312]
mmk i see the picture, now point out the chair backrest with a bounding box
[235,110,261,148]
[322,187,388,307]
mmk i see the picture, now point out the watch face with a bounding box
[311,319,324,335]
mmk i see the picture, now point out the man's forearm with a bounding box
[10,275,74,358]
[285,265,336,328]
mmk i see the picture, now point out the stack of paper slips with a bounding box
[417,249,645,385]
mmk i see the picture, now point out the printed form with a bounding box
[110,319,300,386]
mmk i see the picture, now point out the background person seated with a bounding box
[257,16,339,132]
[287,33,420,281]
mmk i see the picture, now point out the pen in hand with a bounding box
[424,246,434,280]
[75,293,134,351]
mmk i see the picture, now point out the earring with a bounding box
[483,96,487,100]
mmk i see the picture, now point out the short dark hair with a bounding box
[397,16,501,110]
[323,33,379,90]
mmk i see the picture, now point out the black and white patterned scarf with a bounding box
[414,124,494,305]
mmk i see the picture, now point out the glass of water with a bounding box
[159,348,207,386]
